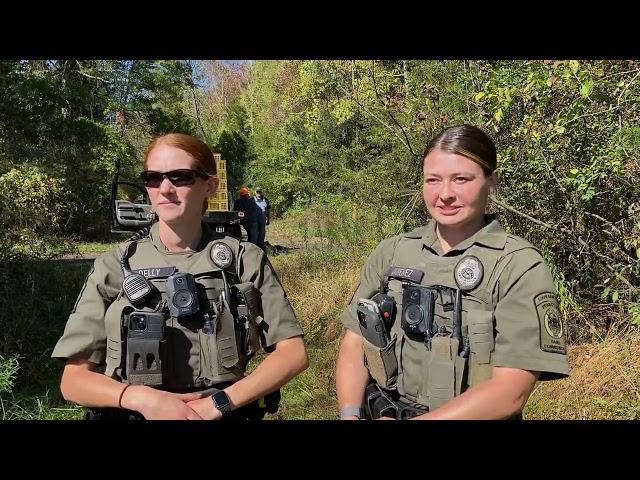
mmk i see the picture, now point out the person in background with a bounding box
[233,186,260,246]
[253,187,271,250]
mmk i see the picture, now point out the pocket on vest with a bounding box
[467,309,494,385]
[363,334,398,390]
[198,329,219,383]
[423,336,467,409]
[216,310,240,373]
[104,296,128,379]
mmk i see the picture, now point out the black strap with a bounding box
[85,407,144,421]
[364,383,427,420]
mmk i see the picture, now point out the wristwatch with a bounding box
[210,388,232,415]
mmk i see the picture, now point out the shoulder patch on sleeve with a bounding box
[534,292,566,354]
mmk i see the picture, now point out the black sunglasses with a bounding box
[139,169,210,188]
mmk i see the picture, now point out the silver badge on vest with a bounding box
[454,255,483,291]
[210,242,233,269]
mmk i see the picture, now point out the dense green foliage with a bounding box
[0,60,199,250]
[236,60,640,339]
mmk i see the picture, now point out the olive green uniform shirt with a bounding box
[341,215,569,404]
[52,222,303,369]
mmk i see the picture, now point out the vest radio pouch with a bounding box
[402,285,468,409]
[358,293,398,389]
[125,311,166,386]
[362,334,398,390]
[467,310,494,385]
[425,336,460,409]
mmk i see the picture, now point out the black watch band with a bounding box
[210,388,232,415]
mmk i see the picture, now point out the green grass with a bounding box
[0,355,19,394]
[76,241,118,254]
[0,259,92,419]
[1,391,85,420]
[271,343,340,420]
[523,330,640,419]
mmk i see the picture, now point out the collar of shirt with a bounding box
[417,214,507,256]
[149,221,214,254]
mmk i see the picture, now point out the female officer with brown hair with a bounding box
[336,124,569,420]
[52,133,308,420]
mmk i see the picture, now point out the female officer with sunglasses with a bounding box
[52,133,308,420]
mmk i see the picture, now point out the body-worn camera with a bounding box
[166,272,200,318]
[401,285,438,336]
[125,311,165,385]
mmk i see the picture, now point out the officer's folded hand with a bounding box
[187,396,223,420]
[124,386,204,420]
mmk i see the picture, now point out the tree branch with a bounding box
[399,191,422,234]
[600,67,640,81]
[75,61,108,83]
[490,195,636,290]
[370,61,419,157]
[320,62,415,156]
[617,69,640,109]
[186,61,208,140]
[489,195,557,230]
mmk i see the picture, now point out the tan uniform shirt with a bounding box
[341,215,569,405]
[52,222,303,384]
